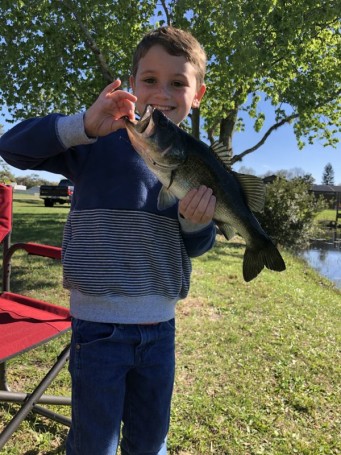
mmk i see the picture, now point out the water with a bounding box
[301,230,341,289]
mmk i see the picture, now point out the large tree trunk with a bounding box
[191,108,200,140]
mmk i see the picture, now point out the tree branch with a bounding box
[160,0,173,26]
[62,0,114,83]
[207,121,219,144]
[231,113,298,164]
[230,87,341,165]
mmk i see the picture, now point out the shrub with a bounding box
[258,177,326,251]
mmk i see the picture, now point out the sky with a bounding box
[1,101,340,186]
[232,113,341,185]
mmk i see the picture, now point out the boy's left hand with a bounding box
[179,186,216,225]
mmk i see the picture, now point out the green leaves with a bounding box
[0,0,339,159]
[257,176,327,250]
[0,1,157,117]
[172,0,340,155]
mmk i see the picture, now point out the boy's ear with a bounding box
[192,84,206,108]
[129,75,135,93]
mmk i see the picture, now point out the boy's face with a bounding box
[130,45,206,125]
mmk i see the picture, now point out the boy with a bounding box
[0,27,216,454]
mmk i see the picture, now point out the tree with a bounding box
[0,0,340,165]
[168,0,340,162]
[0,1,156,118]
[0,158,16,183]
[16,174,53,188]
[263,168,315,183]
[322,163,335,185]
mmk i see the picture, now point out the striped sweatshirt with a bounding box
[0,113,216,323]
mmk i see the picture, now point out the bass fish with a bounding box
[125,107,285,281]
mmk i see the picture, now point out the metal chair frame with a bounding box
[0,185,71,449]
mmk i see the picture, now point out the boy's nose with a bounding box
[156,84,171,99]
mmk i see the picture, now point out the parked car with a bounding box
[40,179,74,207]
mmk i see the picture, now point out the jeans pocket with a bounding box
[70,319,118,373]
[72,318,117,347]
[163,318,175,331]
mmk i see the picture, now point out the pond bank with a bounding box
[301,227,341,289]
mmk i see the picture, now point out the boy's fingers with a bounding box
[106,89,137,105]
[180,186,216,222]
[106,79,121,93]
[110,99,136,120]
[182,186,210,211]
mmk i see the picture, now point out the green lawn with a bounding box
[1,195,340,454]
[315,209,339,222]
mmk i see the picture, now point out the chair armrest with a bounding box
[5,243,62,262]
[2,243,62,293]
[21,243,62,260]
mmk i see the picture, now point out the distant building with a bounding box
[11,183,27,191]
[26,186,40,196]
[262,175,278,185]
[310,185,341,206]
[310,185,341,223]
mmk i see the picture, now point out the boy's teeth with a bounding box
[153,105,172,111]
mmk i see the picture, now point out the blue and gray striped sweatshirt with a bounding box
[0,113,216,323]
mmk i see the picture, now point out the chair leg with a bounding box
[0,362,10,392]
[32,404,71,427]
[0,345,71,449]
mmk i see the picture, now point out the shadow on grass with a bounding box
[5,259,62,295]
[11,213,67,245]
[0,403,68,455]
[17,200,70,209]
[14,199,41,206]
[205,238,245,261]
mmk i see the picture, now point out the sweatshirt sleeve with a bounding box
[0,113,95,180]
[179,218,216,258]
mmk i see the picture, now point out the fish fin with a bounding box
[210,142,233,167]
[232,172,265,213]
[210,143,265,213]
[157,186,178,210]
[216,222,235,240]
[243,243,286,282]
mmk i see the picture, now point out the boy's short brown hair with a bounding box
[132,26,207,86]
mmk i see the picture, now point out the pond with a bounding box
[301,229,341,289]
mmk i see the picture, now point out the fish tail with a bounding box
[243,242,286,282]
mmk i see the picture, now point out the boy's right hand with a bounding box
[84,80,137,137]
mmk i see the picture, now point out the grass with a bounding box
[315,209,340,222]
[1,195,340,454]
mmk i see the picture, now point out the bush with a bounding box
[258,177,326,251]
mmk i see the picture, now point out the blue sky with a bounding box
[232,114,341,185]
[1,101,340,185]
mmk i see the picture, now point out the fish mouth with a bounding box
[131,105,156,136]
[125,105,179,171]
[126,105,169,137]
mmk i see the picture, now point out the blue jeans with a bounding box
[66,318,176,455]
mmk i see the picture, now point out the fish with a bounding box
[125,106,286,281]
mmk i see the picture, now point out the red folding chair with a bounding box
[0,184,71,449]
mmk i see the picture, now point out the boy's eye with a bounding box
[172,81,185,87]
[143,78,156,84]
[141,78,187,87]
